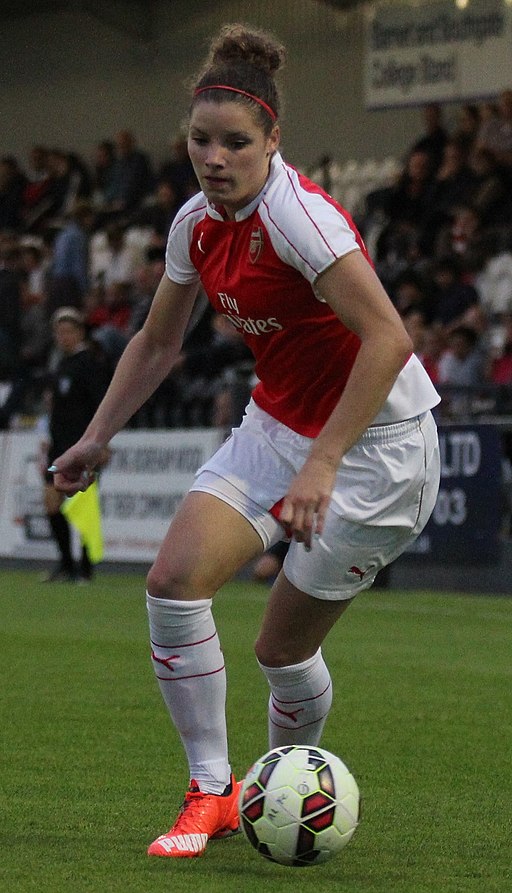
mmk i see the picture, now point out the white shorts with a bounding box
[191,400,440,600]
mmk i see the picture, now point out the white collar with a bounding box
[206,151,283,222]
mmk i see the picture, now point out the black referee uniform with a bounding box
[44,343,110,581]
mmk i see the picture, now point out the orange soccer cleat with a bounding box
[147,775,241,858]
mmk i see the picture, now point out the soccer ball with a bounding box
[238,745,360,867]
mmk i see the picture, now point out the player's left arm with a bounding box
[311,249,412,463]
[280,249,412,546]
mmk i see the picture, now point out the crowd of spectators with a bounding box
[0,128,254,431]
[355,91,512,422]
[1,93,512,437]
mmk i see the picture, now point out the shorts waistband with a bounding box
[360,412,428,445]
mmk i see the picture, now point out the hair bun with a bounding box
[210,24,286,76]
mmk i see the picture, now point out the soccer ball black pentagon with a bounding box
[238,745,360,867]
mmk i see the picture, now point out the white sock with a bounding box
[258,649,333,748]
[147,592,230,794]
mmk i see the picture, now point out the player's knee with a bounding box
[254,636,310,669]
[146,562,215,601]
[146,564,191,600]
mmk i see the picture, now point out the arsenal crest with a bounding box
[249,227,264,264]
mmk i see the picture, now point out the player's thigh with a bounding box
[147,490,264,599]
[255,571,352,667]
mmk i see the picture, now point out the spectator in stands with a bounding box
[25,145,49,185]
[21,145,53,233]
[159,132,199,206]
[438,325,486,383]
[371,149,434,270]
[0,239,23,426]
[478,100,500,128]
[476,88,512,170]
[452,104,481,162]
[400,306,429,355]
[422,139,477,253]
[113,130,154,213]
[392,269,437,324]
[468,146,510,226]
[475,233,512,319]
[488,313,512,387]
[207,315,255,428]
[431,255,480,333]
[45,199,96,316]
[129,246,166,335]
[0,238,52,425]
[19,244,51,371]
[410,103,449,173]
[100,281,133,335]
[130,179,182,249]
[416,323,446,385]
[172,314,254,428]
[91,140,122,217]
[100,223,138,290]
[437,325,487,417]
[87,280,133,371]
[83,282,107,328]
[20,243,48,299]
[435,203,487,275]
[41,306,110,582]
[0,156,27,232]
[45,148,91,222]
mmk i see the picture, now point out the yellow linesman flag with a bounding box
[61,480,104,564]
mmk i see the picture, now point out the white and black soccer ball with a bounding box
[238,745,360,867]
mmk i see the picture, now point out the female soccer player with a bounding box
[49,24,441,858]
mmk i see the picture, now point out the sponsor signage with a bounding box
[364,0,512,108]
[0,424,503,566]
[407,424,503,563]
[0,428,224,562]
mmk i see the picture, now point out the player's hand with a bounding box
[279,456,336,550]
[48,440,110,495]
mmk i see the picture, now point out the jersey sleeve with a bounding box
[261,168,361,285]
[164,198,204,286]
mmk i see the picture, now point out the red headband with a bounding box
[194,85,277,121]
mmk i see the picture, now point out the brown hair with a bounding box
[190,24,286,134]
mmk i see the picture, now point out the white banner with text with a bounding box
[0,428,224,562]
[364,0,512,109]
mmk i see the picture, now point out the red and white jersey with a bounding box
[166,152,439,437]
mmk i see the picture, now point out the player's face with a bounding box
[188,100,279,219]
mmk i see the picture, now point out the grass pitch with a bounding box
[1,568,510,893]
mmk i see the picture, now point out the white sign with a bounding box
[364,0,512,108]
[99,428,224,561]
[0,428,224,562]
[0,431,55,559]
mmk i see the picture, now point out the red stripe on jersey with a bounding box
[262,198,323,277]
[293,168,373,265]
[282,172,338,266]
[172,201,208,230]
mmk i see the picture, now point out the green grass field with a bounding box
[1,569,511,893]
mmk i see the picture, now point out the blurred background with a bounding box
[1,0,512,591]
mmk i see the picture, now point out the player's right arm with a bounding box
[50,274,200,494]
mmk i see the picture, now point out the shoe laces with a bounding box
[172,778,234,832]
[170,780,212,834]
